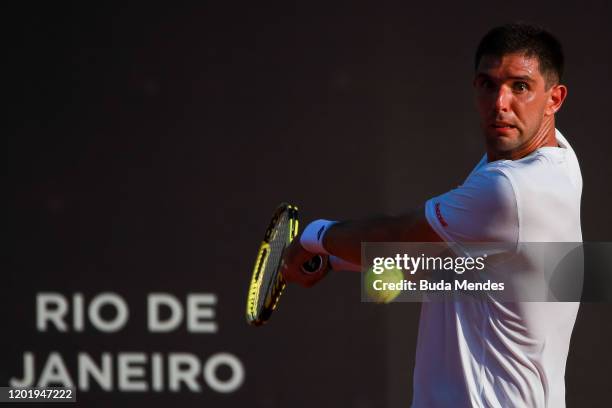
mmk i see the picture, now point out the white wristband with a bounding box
[300,219,337,255]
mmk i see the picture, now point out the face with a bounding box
[473,53,566,160]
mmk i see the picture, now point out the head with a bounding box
[473,23,568,160]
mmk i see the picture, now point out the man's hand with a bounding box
[281,239,329,288]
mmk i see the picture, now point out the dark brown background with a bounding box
[5,2,612,407]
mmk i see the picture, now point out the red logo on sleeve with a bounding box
[435,202,448,227]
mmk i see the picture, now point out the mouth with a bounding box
[490,122,516,133]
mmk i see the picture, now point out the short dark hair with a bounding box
[475,23,564,88]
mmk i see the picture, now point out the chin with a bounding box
[486,137,518,156]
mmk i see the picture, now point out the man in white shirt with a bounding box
[282,23,581,407]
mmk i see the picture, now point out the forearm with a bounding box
[321,207,439,265]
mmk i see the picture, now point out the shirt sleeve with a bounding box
[425,168,519,248]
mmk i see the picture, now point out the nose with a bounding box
[494,85,511,113]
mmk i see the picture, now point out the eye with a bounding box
[513,81,529,92]
[476,78,495,90]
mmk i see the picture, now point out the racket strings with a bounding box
[246,203,298,325]
[259,212,290,311]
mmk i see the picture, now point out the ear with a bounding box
[546,84,568,116]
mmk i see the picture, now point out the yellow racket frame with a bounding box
[246,203,299,326]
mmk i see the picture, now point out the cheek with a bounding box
[513,96,540,124]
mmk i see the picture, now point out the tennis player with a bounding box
[282,23,581,407]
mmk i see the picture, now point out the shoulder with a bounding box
[425,166,519,244]
[461,165,517,209]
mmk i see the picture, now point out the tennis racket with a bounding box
[246,203,325,326]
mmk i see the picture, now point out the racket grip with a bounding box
[301,255,326,274]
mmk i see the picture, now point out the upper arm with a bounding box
[424,169,519,246]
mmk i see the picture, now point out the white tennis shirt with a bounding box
[415,129,582,407]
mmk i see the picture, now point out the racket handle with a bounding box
[301,255,326,274]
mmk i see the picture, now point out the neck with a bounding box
[488,116,557,161]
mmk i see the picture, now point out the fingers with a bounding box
[281,242,329,288]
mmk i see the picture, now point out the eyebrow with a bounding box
[475,73,535,82]
[508,75,535,82]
